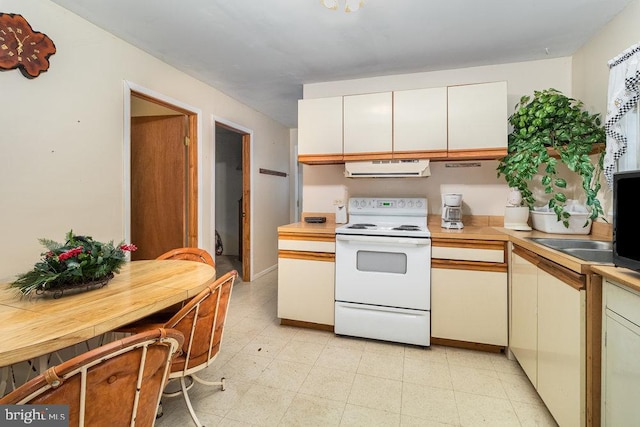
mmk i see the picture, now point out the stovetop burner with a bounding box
[347,223,376,229]
[393,225,422,231]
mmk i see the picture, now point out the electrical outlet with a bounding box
[333,199,343,206]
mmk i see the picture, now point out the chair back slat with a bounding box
[165,270,236,376]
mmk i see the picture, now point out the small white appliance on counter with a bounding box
[334,197,431,346]
[335,203,347,224]
[441,193,464,229]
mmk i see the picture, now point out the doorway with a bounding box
[128,90,199,260]
[215,122,251,281]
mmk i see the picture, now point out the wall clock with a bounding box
[0,13,56,79]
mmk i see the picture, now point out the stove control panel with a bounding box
[349,198,427,215]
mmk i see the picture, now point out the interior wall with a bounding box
[215,131,243,257]
[301,58,577,216]
[0,0,290,281]
[570,0,640,218]
[572,0,640,117]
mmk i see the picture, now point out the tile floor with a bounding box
[156,256,558,427]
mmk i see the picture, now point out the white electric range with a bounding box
[334,197,431,346]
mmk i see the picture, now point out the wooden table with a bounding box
[0,260,216,367]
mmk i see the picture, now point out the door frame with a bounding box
[213,116,253,281]
[123,81,203,252]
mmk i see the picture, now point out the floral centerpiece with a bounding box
[11,230,137,298]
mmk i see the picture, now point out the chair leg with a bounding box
[180,376,203,427]
[191,374,226,391]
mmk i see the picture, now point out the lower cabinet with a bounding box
[277,233,335,327]
[601,278,640,426]
[431,238,508,347]
[431,268,507,346]
[510,246,585,427]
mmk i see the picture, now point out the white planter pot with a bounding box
[530,211,592,234]
[504,206,531,231]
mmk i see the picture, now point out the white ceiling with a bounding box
[50,0,632,128]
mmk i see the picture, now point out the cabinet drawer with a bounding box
[432,246,504,263]
[605,279,640,327]
[278,239,335,253]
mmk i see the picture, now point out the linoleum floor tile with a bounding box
[348,374,403,413]
[403,357,453,390]
[401,382,460,425]
[315,344,363,373]
[356,350,404,380]
[449,365,507,399]
[254,358,313,392]
[298,365,356,402]
[224,384,295,426]
[341,404,402,426]
[455,391,520,427]
[278,393,345,426]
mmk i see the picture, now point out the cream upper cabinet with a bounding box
[297,97,343,164]
[447,81,508,156]
[343,92,393,160]
[393,87,448,157]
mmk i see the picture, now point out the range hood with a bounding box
[344,159,431,178]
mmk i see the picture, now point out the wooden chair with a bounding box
[0,328,184,427]
[156,247,215,267]
[119,270,237,427]
[153,247,216,318]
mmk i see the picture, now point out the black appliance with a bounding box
[613,170,640,271]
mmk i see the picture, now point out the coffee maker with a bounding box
[441,193,464,229]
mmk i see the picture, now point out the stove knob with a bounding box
[407,200,414,208]
[415,200,423,208]
[398,200,405,208]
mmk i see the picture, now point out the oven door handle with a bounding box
[336,234,431,246]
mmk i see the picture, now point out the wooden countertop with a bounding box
[277,221,337,235]
[278,219,640,296]
[590,265,640,294]
[278,221,608,272]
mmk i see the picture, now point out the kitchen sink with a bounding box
[560,248,614,263]
[526,237,613,263]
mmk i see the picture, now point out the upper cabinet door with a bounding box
[297,97,343,164]
[447,81,508,157]
[343,92,392,160]
[393,87,448,158]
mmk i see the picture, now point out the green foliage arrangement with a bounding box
[11,230,137,297]
[496,88,606,227]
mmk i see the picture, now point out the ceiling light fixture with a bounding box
[321,0,365,13]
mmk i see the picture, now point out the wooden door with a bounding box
[131,115,187,260]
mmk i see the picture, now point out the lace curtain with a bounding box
[604,43,640,188]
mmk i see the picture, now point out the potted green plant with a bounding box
[496,88,606,229]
